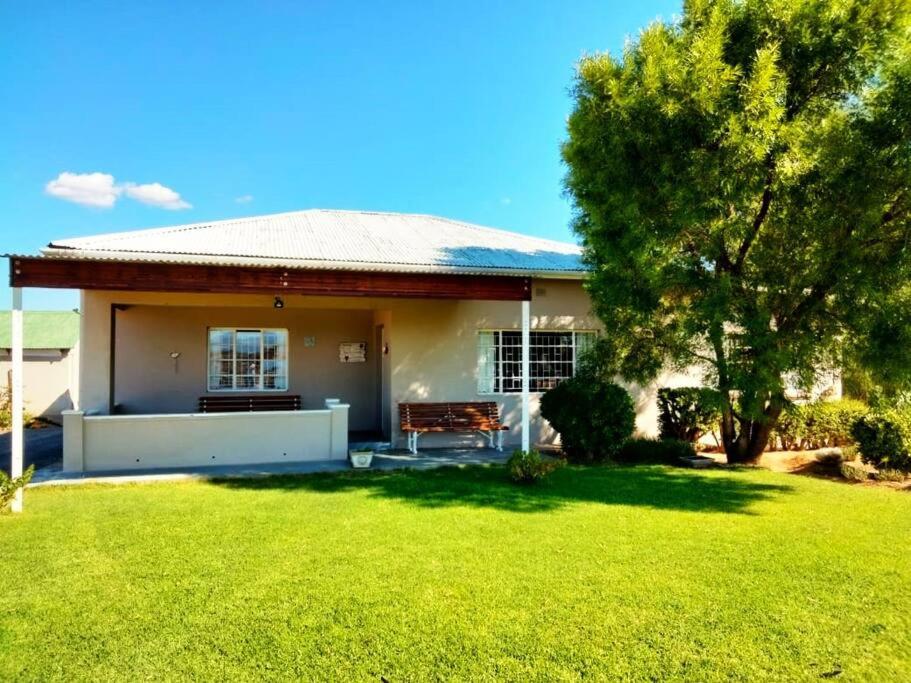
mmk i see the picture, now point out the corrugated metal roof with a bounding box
[0,311,79,349]
[41,209,584,278]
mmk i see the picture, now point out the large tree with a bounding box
[562,0,911,463]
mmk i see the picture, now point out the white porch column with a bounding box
[10,288,24,513]
[521,299,530,452]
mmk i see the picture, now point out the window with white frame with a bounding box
[477,330,596,393]
[207,328,289,391]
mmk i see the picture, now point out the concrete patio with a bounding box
[28,447,512,487]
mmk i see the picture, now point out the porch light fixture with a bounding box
[273,296,284,309]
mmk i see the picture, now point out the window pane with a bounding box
[477,332,497,393]
[208,330,234,390]
[262,330,288,390]
[500,331,522,392]
[235,331,262,390]
[575,331,596,362]
[477,329,594,394]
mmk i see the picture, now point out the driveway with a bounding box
[0,426,62,476]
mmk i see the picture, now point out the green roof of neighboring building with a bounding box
[0,311,80,349]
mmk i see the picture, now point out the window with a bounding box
[477,330,596,393]
[207,328,288,391]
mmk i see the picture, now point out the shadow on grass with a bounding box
[211,464,793,514]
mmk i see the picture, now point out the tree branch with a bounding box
[732,158,775,274]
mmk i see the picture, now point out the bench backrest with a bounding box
[399,401,503,431]
[198,395,302,413]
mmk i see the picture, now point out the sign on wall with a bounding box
[339,342,367,363]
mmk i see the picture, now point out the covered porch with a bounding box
[8,255,536,498]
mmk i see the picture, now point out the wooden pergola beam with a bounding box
[9,256,532,301]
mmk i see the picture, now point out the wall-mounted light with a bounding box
[274,296,284,309]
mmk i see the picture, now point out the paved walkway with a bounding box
[0,426,63,476]
[30,448,511,487]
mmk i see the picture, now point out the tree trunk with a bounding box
[720,394,784,465]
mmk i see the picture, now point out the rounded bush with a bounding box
[851,410,911,473]
[540,376,635,463]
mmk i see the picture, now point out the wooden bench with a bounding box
[198,394,302,413]
[399,401,509,453]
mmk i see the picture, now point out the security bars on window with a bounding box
[477,330,596,393]
[207,328,289,392]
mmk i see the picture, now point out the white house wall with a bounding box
[78,281,679,452]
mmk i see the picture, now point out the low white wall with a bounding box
[62,400,349,472]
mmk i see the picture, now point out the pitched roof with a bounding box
[0,311,79,349]
[41,209,584,278]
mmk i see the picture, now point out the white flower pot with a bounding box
[349,450,374,469]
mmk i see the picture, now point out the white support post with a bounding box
[10,288,24,513]
[521,299,530,453]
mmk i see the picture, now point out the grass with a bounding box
[1,465,909,681]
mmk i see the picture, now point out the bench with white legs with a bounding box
[399,401,509,454]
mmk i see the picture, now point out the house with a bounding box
[0,310,79,420]
[8,209,686,473]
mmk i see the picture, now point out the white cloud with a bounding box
[122,182,191,210]
[45,171,191,210]
[45,172,121,208]
[234,194,254,204]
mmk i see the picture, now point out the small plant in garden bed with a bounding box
[1,465,34,512]
[506,450,560,484]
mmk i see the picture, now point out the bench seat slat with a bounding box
[399,401,507,433]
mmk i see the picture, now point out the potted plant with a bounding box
[349,448,374,469]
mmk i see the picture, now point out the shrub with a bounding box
[773,399,869,450]
[874,469,909,483]
[851,410,911,473]
[615,438,696,465]
[506,450,560,484]
[540,376,635,463]
[1,465,34,512]
[0,387,35,431]
[656,387,722,443]
[839,461,869,482]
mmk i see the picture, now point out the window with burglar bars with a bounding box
[207,328,289,391]
[477,330,596,393]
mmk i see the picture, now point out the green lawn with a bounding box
[1,465,909,681]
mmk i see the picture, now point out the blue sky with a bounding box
[1,1,680,310]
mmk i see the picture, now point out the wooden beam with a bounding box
[9,257,532,301]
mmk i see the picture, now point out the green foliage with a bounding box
[506,450,560,484]
[0,387,34,431]
[0,465,34,511]
[657,387,722,442]
[839,460,870,482]
[540,375,635,463]
[874,469,909,483]
[616,438,697,465]
[563,0,911,462]
[851,410,911,473]
[772,399,869,450]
